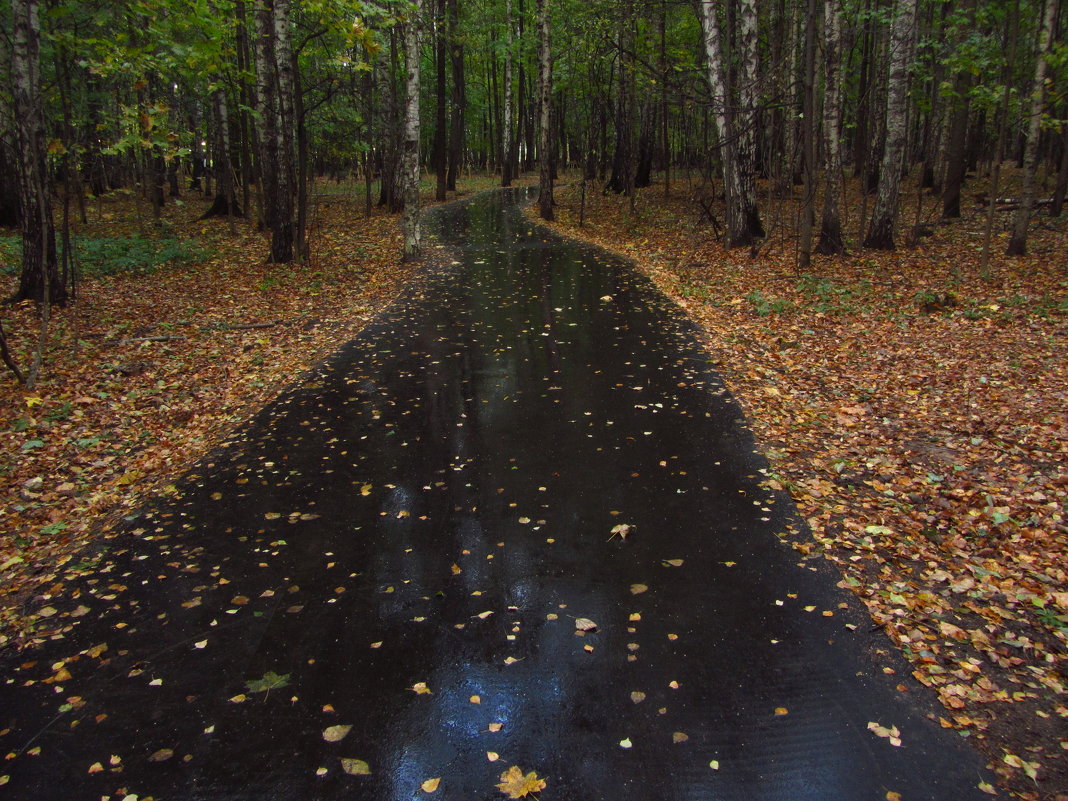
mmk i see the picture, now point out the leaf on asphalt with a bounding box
[340,758,371,775]
[246,671,290,693]
[866,721,902,747]
[609,523,633,541]
[574,617,598,632]
[323,725,353,742]
[662,559,684,567]
[411,682,432,694]
[496,765,547,798]
[619,738,633,749]
[672,732,689,743]
[421,777,441,793]
[148,748,174,762]
[487,723,504,732]
[630,691,646,703]
[630,583,648,595]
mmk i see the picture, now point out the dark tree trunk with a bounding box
[11,0,65,305]
[446,0,464,191]
[433,0,448,201]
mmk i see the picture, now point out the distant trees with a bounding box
[0,0,1064,300]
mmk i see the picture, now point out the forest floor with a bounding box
[1,171,1064,800]
[0,173,529,647]
[533,173,1067,801]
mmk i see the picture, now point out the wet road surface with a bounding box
[1,189,988,800]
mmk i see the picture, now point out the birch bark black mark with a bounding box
[864,0,918,250]
[1006,0,1057,255]
[816,0,846,255]
[401,0,423,260]
[502,0,514,187]
[537,0,553,220]
[11,0,64,305]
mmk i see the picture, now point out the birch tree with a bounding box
[502,0,514,187]
[1006,0,1057,256]
[253,0,298,263]
[735,0,763,239]
[536,0,553,220]
[816,0,845,254]
[697,0,757,247]
[863,0,918,250]
[401,0,423,259]
[10,0,65,305]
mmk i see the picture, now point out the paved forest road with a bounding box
[1,189,989,800]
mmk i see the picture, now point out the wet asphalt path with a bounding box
[1,189,988,800]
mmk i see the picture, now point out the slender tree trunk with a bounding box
[736,0,764,237]
[433,0,448,201]
[1007,0,1057,255]
[537,0,553,220]
[864,0,918,250]
[698,0,749,246]
[502,0,514,187]
[11,0,64,305]
[446,0,463,191]
[401,1,423,259]
[817,0,846,254]
[799,0,817,267]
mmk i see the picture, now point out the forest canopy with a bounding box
[0,0,1065,312]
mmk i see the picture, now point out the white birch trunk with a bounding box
[537,0,553,220]
[502,0,514,187]
[864,0,917,250]
[401,0,423,259]
[1007,0,1056,255]
[697,0,747,246]
[817,0,845,254]
[735,0,763,238]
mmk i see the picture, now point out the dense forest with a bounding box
[1,0,1066,318]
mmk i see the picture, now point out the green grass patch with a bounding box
[0,234,209,278]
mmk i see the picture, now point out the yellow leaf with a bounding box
[411,682,432,694]
[323,725,353,742]
[496,765,547,799]
[421,777,441,793]
[487,751,500,761]
[630,584,648,595]
[340,758,370,775]
[774,707,789,716]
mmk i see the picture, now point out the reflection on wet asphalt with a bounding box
[0,189,987,800]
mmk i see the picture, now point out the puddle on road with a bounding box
[0,189,987,801]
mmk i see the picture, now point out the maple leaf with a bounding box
[496,765,546,799]
[246,671,290,693]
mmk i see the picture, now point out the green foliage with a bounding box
[1,235,208,278]
[746,290,793,316]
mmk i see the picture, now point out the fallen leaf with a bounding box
[631,691,646,703]
[672,732,689,743]
[148,748,174,762]
[488,723,504,732]
[421,777,441,793]
[774,707,789,716]
[630,584,648,595]
[609,523,633,541]
[619,738,633,749]
[323,725,353,742]
[470,695,481,704]
[575,617,598,632]
[663,559,684,567]
[496,765,547,799]
[340,758,370,775]
[411,682,432,694]
[487,751,500,761]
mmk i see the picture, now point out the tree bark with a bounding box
[816,0,846,254]
[1006,0,1057,255]
[537,0,553,220]
[864,0,918,250]
[11,0,64,305]
[401,0,423,260]
[433,0,448,201]
[502,0,514,187]
[698,0,750,246]
[735,0,764,238]
[446,0,464,191]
